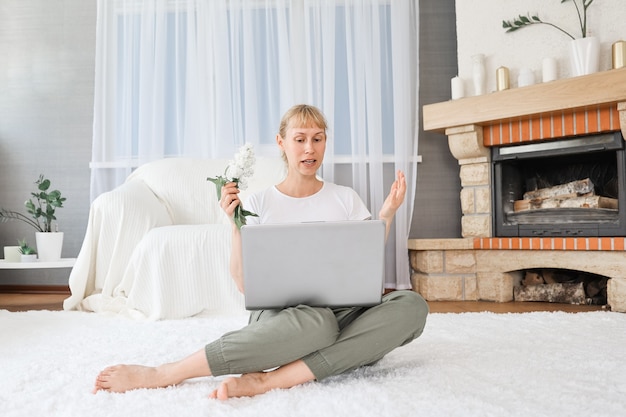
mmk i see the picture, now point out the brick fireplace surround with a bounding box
[411,68,626,312]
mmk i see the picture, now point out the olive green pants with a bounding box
[205,290,429,380]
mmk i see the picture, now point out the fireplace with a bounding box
[493,131,626,237]
[412,69,626,312]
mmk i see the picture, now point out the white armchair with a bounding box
[63,157,285,320]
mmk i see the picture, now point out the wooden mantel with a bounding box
[423,68,626,133]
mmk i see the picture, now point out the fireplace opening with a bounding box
[493,132,626,237]
[514,268,608,306]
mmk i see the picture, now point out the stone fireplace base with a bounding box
[419,69,626,313]
[409,238,626,312]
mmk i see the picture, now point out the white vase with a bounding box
[518,68,535,87]
[542,57,558,82]
[569,37,600,77]
[35,232,64,261]
[472,54,487,96]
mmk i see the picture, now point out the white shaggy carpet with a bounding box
[1,309,625,417]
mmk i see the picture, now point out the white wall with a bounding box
[455,0,625,95]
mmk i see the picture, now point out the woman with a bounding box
[93,104,429,400]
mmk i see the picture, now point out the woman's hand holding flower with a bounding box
[220,182,241,219]
[207,143,259,229]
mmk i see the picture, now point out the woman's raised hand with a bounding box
[379,170,406,222]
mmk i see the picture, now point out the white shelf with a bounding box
[0,258,76,269]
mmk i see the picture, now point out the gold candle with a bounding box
[496,66,510,91]
[613,40,626,69]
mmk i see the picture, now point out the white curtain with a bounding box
[91,0,419,289]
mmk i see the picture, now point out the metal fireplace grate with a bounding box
[493,131,626,237]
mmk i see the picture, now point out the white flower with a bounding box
[207,143,258,228]
[225,159,241,180]
[224,143,256,190]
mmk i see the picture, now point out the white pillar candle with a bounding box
[3,246,21,262]
[518,67,535,87]
[542,57,557,82]
[451,76,464,100]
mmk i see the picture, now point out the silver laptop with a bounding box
[241,220,385,310]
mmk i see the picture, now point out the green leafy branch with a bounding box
[0,174,66,233]
[0,209,42,231]
[502,0,594,40]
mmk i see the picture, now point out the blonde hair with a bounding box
[278,104,328,139]
[277,104,328,164]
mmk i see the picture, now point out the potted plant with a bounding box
[0,174,67,261]
[502,0,598,76]
[18,239,37,262]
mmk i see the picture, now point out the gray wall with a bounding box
[0,0,95,285]
[0,0,460,287]
[410,0,462,239]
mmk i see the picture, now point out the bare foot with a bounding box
[208,360,315,400]
[93,349,212,394]
[92,365,171,393]
[209,373,269,400]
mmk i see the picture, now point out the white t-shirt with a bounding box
[245,182,371,225]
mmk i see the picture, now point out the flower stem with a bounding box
[543,22,576,40]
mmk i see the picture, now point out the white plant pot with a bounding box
[35,232,64,262]
[569,37,600,77]
[21,254,38,262]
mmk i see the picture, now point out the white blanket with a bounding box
[64,157,285,320]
